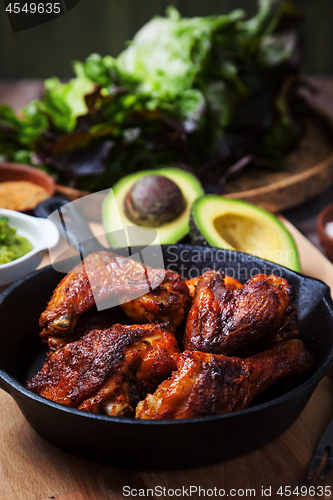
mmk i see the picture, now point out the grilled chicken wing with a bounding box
[185,275,243,299]
[47,305,132,351]
[184,271,297,354]
[136,339,313,420]
[40,251,189,349]
[121,270,190,329]
[27,324,178,416]
[39,251,162,340]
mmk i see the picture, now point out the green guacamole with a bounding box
[0,217,33,265]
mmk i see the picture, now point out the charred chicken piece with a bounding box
[39,251,189,349]
[27,324,178,416]
[47,305,132,351]
[185,275,243,299]
[121,270,191,330]
[184,271,297,354]
[39,251,163,342]
[136,339,313,420]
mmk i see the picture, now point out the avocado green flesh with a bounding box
[213,213,279,254]
[190,196,301,272]
[103,168,204,248]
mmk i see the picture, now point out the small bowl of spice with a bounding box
[317,203,333,262]
[0,209,59,287]
[0,162,55,212]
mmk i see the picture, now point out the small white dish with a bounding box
[0,209,59,287]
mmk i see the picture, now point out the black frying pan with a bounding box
[0,199,333,469]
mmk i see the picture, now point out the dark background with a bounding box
[1,0,333,79]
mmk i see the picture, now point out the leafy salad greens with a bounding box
[0,0,305,191]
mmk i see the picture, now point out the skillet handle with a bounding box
[34,196,70,219]
[34,197,105,255]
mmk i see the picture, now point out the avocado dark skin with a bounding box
[124,175,186,227]
[189,212,210,247]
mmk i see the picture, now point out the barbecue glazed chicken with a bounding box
[29,247,313,421]
[27,324,178,416]
[185,275,243,299]
[39,251,190,350]
[184,271,297,354]
[121,270,190,327]
[136,339,313,420]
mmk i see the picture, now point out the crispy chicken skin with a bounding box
[39,251,189,349]
[185,275,243,299]
[136,339,313,420]
[33,259,312,421]
[121,270,191,329]
[39,251,163,340]
[184,271,297,354]
[27,324,178,416]
[46,305,132,351]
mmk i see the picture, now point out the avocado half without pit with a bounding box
[190,195,300,272]
[103,168,204,247]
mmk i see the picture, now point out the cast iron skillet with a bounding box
[0,199,333,469]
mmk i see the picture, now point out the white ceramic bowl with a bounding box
[0,209,59,287]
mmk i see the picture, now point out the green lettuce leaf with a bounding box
[0,1,305,191]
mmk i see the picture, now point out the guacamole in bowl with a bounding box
[0,217,33,265]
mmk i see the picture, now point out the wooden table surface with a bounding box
[1,80,333,499]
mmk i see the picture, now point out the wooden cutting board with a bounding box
[1,220,333,500]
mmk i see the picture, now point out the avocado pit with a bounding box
[124,175,186,227]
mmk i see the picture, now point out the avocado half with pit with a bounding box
[103,168,204,247]
[190,195,300,272]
